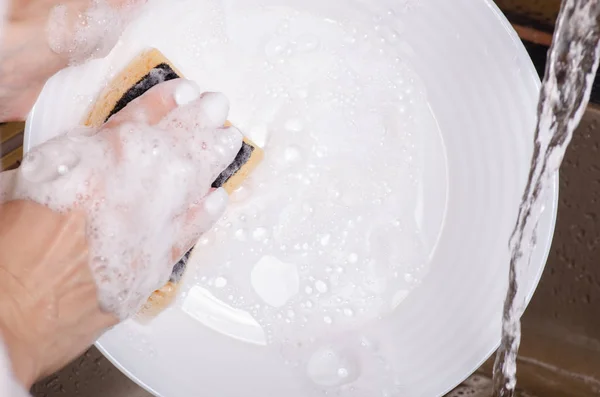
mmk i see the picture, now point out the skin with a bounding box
[0,1,135,384]
[0,78,237,389]
[0,0,237,390]
[0,0,142,121]
[0,6,136,385]
[0,200,117,387]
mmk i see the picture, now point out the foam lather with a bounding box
[85,48,263,317]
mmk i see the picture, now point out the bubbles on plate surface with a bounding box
[34,0,445,394]
[147,0,447,394]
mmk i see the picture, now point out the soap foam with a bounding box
[46,0,142,65]
[157,1,441,394]
[29,0,445,394]
[175,4,434,344]
[9,86,242,319]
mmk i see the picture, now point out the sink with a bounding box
[11,2,599,396]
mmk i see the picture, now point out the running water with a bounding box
[492,1,600,396]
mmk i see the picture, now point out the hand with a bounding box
[0,78,242,385]
[10,78,242,317]
[0,200,117,387]
[0,0,142,121]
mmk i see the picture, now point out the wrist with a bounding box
[0,300,40,388]
[0,19,66,121]
[0,201,118,385]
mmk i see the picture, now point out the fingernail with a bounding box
[175,79,202,106]
[203,187,229,217]
[197,92,230,126]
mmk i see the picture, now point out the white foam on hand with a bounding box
[46,0,144,65]
[7,80,242,319]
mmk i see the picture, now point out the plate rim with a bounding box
[23,0,560,395]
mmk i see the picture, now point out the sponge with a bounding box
[85,48,263,316]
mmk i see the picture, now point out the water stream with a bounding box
[492,1,600,396]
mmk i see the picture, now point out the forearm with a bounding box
[0,200,117,388]
[0,200,41,387]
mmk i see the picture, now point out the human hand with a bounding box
[8,78,242,318]
[0,0,143,121]
[0,78,241,386]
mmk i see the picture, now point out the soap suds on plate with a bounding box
[30,0,447,395]
[169,0,441,341]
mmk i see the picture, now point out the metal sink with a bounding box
[18,2,600,396]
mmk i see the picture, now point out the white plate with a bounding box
[25,0,558,396]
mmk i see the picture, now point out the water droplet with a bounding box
[253,227,269,241]
[343,308,354,317]
[214,276,228,288]
[348,253,359,263]
[57,164,69,175]
[296,35,320,52]
[235,228,248,241]
[324,316,333,324]
[251,255,299,308]
[337,368,349,378]
[315,280,329,294]
[320,234,331,246]
[284,119,304,132]
[21,144,80,183]
[265,38,288,58]
[345,36,357,44]
[296,88,309,98]
[284,145,303,164]
[307,347,360,387]
[198,232,215,246]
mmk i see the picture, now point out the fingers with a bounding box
[171,187,229,261]
[158,90,243,183]
[203,124,245,183]
[104,78,201,128]
[159,91,230,131]
[102,78,203,163]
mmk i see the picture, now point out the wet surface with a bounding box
[2,2,597,396]
[30,107,600,397]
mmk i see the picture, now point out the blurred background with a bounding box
[1,1,598,396]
